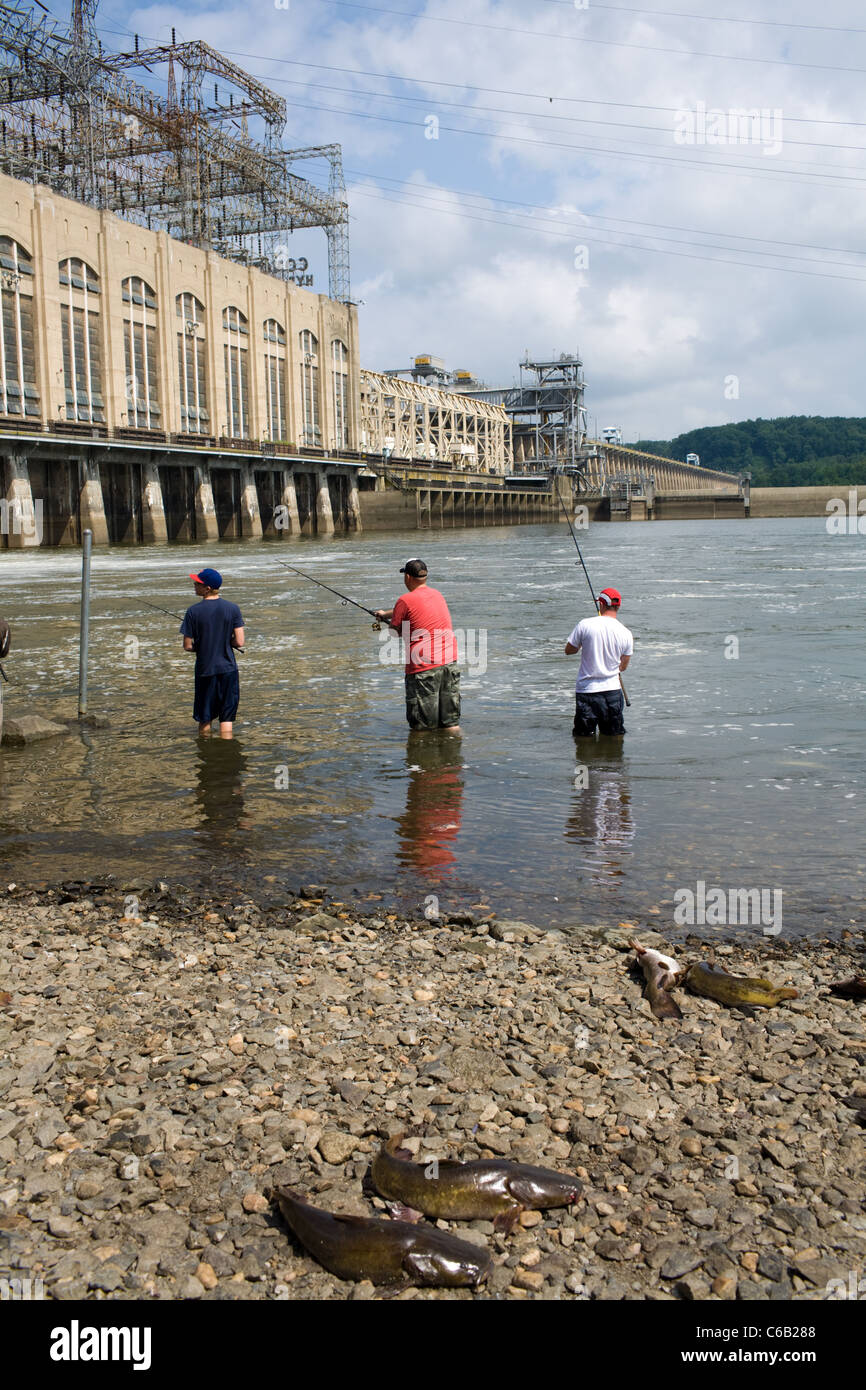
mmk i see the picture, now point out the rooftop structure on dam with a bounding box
[359,370,511,474]
[0,1,350,299]
[453,353,589,474]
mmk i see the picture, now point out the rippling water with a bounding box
[0,516,863,938]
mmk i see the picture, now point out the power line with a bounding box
[540,0,866,36]
[313,0,866,76]
[230,54,866,130]
[78,16,866,130]
[345,168,866,260]
[278,92,866,190]
[270,74,866,156]
[346,181,866,282]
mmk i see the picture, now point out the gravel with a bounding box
[0,879,864,1301]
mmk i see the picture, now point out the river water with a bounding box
[0,517,863,939]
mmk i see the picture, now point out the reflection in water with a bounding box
[395,731,464,884]
[194,737,249,855]
[0,522,863,935]
[565,737,634,886]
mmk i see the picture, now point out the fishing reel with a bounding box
[340,596,381,631]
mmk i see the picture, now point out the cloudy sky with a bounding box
[53,0,866,439]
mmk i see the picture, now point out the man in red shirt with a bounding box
[375,558,461,732]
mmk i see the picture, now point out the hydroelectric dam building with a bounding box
[0,170,361,545]
[0,4,746,547]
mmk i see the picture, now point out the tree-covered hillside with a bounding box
[634,417,866,486]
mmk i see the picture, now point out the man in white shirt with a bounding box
[564,587,633,736]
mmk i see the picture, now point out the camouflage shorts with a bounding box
[405,663,461,730]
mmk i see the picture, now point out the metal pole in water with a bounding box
[78,528,92,718]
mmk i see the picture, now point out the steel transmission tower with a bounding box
[0,1,351,299]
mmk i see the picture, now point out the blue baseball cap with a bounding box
[190,567,222,589]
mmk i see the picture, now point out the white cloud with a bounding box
[113,0,866,436]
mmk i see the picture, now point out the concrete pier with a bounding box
[347,476,362,532]
[194,466,220,541]
[78,457,110,546]
[316,470,336,536]
[0,437,363,547]
[240,465,264,539]
[2,455,41,548]
[279,475,301,536]
[141,462,168,544]
[358,484,565,531]
[4,429,851,545]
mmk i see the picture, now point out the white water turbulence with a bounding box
[0,516,863,939]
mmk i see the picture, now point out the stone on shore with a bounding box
[2,715,70,746]
[0,879,862,1303]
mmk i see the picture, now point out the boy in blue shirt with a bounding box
[180,568,245,737]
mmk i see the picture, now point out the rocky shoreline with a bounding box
[0,878,864,1301]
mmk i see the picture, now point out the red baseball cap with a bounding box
[597,587,622,608]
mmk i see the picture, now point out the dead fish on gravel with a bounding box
[829,976,866,1000]
[682,961,798,1009]
[272,1186,491,1287]
[371,1135,582,1231]
[630,940,683,1021]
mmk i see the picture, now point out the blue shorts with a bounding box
[194,670,240,724]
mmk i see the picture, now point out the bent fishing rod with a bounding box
[272,558,382,630]
[554,479,630,707]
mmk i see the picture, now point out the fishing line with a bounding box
[272,558,382,629]
[140,600,184,621]
[554,480,631,707]
[138,600,247,652]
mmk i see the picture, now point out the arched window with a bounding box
[263,319,287,441]
[60,259,103,424]
[121,275,160,430]
[331,339,349,449]
[176,293,208,434]
[0,237,39,419]
[222,306,250,438]
[299,329,320,446]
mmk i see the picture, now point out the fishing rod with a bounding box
[139,600,245,653]
[273,558,381,630]
[141,600,184,621]
[554,478,630,707]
